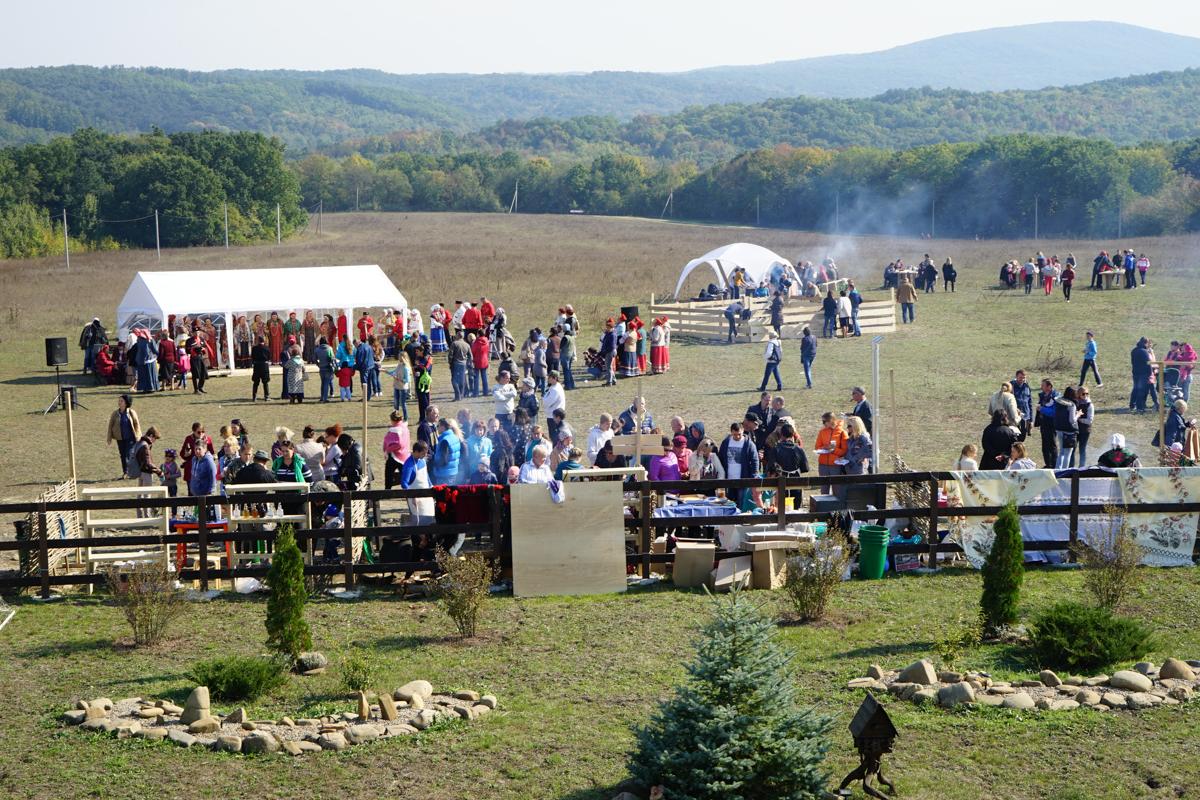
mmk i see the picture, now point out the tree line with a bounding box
[0,128,305,258]
[5,128,1200,259]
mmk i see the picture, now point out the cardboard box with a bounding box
[713,555,753,591]
[672,539,716,588]
[752,548,790,589]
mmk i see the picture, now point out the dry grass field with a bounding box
[1,213,1200,800]
[1,211,1198,499]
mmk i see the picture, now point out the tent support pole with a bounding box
[224,312,236,372]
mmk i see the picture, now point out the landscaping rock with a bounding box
[357,692,371,720]
[887,682,914,697]
[453,690,481,703]
[317,732,347,751]
[295,652,329,672]
[138,728,169,742]
[988,685,1015,695]
[937,683,975,708]
[1083,675,1110,687]
[1187,660,1200,669]
[81,718,115,733]
[168,729,197,748]
[1110,670,1153,692]
[180,687,211,725]
[472,704,491,717]
[1133,662,1156,676]
[281,740,304,757]
[1035,698,1052,710]
[910,688,938,706]
[136,707,165,719]
[407,694,425,710]
[1101,693,1127,709]
[453,705,474,720]
[280,716,295,727]
[61,710,87,725]
[296,718,321,727]
[395,680,434,703]
[346,724,382,745]
[1075,690,1102,706]
[296,741,323,753]
[301,668,326,676]
[867,664,885,680]
[1063,676,1084,686]
[1050,700,1080,711]
[847,678,877,689]
[976,694,1004,707]
[76,700,90,710]
[898,659,937,686]
[156,701,184,715]
[240,722,256,731]
[1159,658,1197,681]
[937,671,963,684]
[1002,693,1035,710]
[1126,692,1163,710]
[89,697,114,712]
[242,731,280,754]
[378,694,399,721]
[1054,685,1077,695]
[1017,680,1043,688]
[1168,685,1194,702]
[187,717,220,734]
[411,709,438,729]
[114,721,142,739]
[215,735,242,754]
[84,704,107,722]
[224,707,247,724]
[479,695,498,710]
[1039,670,1062,687]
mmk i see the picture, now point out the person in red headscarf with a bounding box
[95,344,117,384]
[267,312,284,363]
[650,316,671,374]
[635,318,648,375]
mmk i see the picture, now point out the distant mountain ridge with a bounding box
[1,21,1199,150]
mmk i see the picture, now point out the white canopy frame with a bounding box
[116,265,407,371]
[673,243,794,299]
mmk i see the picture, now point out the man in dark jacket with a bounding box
[232,450,276,485]
[79,318,107,374]
[1130,337,1153,412]
[746,392,772,425]
[850,387,873,436]
[251,336,272,401]
[599,318,617,385]
[769,292,784,336]
[448,331,471,401]
[315,336,336,403]
[336,433,366,490]
[801,326,817,388]
[1012,370,1033,438]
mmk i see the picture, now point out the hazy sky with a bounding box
[3,1,1194,74]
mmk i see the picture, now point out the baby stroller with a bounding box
[1162,367,1185,406]
[584,347,606,379]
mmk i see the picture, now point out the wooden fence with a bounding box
[3,469,1197,598]
[648,290,895,342]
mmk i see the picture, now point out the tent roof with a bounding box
[674,243,792,298]
[116,265,407,322]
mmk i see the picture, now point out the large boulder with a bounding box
[1159,658,1196,681]
[937,683,976,708]
[179,687,211,725]
[1001,693,1035,710]
[897,659,937,686]
[1110,670,1153,692]
[295,652,329,672]
[394,680,434,703]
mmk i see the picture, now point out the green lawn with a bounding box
[1,568,1198,799]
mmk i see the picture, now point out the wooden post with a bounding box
[639,485,651,579]
[64,388,77,483]
[361,387,369,473]
[889,369,898,457]
[776,472,788,530]
[926,476,940,570]
[342,490,355,589]
[197,495,209,592]
[1067,471,1081,559]
[488,485,503,554]
[1157,359,1167,458]
[37,506,50,599]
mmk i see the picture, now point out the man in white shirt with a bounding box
[586,413,614,465]
[542,370,566,441]
[492,370,518,432]
[518,444,554,484]
[451,300,467,334]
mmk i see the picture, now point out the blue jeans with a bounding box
[369,365,382,396]
[362,376,375,401]
[451,362,467,400]
[475,367,489,396]
[340,385,352,401]
[468,366,478,396]
[725,311,737,341]
[320,371,333,402]
[759,362,782,391]
[393,388,409,419]
[1130,377,1149,411]
[802,357,814,388]
[901,302,914,323]
[822,314,836,338]
[1055,433,1076,469]
[1182,375,1192,403]
[560,355,575,389]
[851,309,860,336]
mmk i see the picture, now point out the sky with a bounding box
[2,0,1195,74]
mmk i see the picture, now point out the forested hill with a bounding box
[342,69,1200,165]
[2,21,1199,149]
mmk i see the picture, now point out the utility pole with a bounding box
[660,191,674,219]
[756,196,760,226]
[509,179,519,213]
[355,184,360,212]
[62,209,70,271]
[317,200,323,236]
[224,202,230,249]
[276,203,281,244]
[154,208,161,260]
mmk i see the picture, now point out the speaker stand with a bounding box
[43,366,88,415]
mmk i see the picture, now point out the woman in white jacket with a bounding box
[988,382,1022,429]
[688,439,726,481]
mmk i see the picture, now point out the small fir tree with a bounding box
[265,524,312,663]
[630,591,832,800]
[981,501,1024,631]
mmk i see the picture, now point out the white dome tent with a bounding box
[673,243,793,300]
[116,264,407,372]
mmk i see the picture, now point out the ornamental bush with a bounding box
[981,501,1023,631]
[1028,602,1154,671]
[189,656,287,701]
[630,591,832,800]
[264,524,311,664]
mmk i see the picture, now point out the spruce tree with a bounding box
[264,523,312,663]
[981,501,1024,631]
[630,591,832,800]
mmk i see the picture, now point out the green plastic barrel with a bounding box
[857,525,889,579]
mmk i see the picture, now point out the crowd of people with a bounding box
[970,331,1197,473]
[996,249,1151,298]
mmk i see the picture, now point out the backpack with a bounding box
[125,440,147,479]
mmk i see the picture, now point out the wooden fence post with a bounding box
[640,485,651,579]
[1068,471,1081,560]
[197,495,209,592]
[927,476,940,569]
[37,505,50,599]
[342,490,355,589]
[488,485,503,555]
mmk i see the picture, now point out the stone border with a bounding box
[848,658,1199,712]
[61,680,497,756]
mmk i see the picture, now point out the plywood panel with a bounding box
[510,482,627,598]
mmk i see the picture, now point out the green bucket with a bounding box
[857,526,889,579]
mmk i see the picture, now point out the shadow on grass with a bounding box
[18,636,114,659]
[2,373,95,387]
[834,640,936,660]
[556,781,637,800]
[375,632,482,649]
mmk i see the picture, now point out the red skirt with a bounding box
[651,345,668,373]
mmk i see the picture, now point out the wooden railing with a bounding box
[2,469,1196,596]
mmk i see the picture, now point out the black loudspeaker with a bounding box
[620,305,640,320]
[45,337,68,367]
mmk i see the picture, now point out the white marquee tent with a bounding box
[116,264,407,370]
[673,243,793,299]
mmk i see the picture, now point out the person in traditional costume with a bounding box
[620,321,639,377]
[283,311,303,357]
[267,312,284,363]
[635,318,649,374]
[233,315,251,367]
[650,316,671,374]
[429,303,449,353]
[302,310,318,363]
